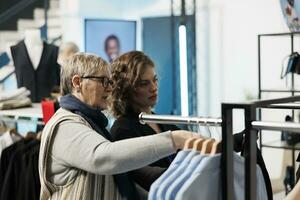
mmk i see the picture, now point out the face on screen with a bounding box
[105,38,120,62]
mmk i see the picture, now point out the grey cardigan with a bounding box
[39,108,176,200]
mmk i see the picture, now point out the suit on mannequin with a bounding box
[10,29,60,102]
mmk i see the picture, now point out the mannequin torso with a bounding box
[23,29,43,70]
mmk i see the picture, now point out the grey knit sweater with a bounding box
[39,108,176,200]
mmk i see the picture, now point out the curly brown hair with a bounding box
[109,51,155,118]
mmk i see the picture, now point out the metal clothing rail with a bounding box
[139,112,222,126]
[252,121,300,132]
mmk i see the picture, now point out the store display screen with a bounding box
[85,19,136,62]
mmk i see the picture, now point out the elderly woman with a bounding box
[38,53,197,200]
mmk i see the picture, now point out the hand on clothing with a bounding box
[170,130,201,150]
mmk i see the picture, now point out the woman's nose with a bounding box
[150,81,158,92]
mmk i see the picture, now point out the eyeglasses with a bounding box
[81,76,113,88]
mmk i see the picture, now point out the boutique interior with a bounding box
[1,0,300,199]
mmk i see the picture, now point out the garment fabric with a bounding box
[0,139,32,194]
[164,153,207,200]
[0,131,20,158]
[0,97,32,110]
[149,151,268,200]
[10,40,60,102]
[156,150,198,199]
[148,150,190,200]
[0,138,40,200]
[17,143,40,200]
[0,87,29,101]
[39,98,176,200]
[111,110,179,191]
[174,153,268,200]
[235,130,273,200]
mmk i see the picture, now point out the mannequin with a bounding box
[10,29,60,102]
[23,29,43,70]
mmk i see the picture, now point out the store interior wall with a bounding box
[60,0,299,187]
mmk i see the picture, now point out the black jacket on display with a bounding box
[11,41,60,102]
[111,110,179,191]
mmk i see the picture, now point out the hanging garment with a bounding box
[0,139,31,194]
[0,139,39,200]
[10,40,60,102]
[155,150,198,199]
[16,143,40,200]
[0,131,21,158]
[148,150,191,199]
[164,154,207,200]
[174,153,268,200]
[236,129,273,200]
[175,153,222,200]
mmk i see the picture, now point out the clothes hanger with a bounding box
[201,138,215,154]
[193,138,205,152]
[204,121,212,138]
[183,137,198,150]
[36,131,42,141]
[210,140,222,155]
[25,131,37,140]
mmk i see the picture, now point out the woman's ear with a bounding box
[72,75,81,92]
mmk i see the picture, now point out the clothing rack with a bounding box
[139,112,236,199]
[223,95,300,200]
[140,95,300,200]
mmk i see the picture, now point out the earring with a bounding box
[76,87,80,93]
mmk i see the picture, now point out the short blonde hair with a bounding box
[60,52,108,95]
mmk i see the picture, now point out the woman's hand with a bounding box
[170,130,201,150]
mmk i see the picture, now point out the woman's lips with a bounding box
[149,94,157,101]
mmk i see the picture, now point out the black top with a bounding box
[0,139,39,200]
[11,40,60,102]
[0,139,32,194]
[17,143,40,200]
[111,111,179,191]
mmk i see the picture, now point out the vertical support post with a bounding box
[221,104,234,200]
[244,105,257,200]
[291,34,295,119]
[258,35,263,151]
[170,0,176,114]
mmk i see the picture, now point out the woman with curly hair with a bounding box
[110,51,180,192]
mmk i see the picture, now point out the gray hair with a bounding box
[60,52,108,95]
